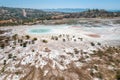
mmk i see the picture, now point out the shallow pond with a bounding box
[29,28,51,34]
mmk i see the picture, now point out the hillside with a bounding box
[69,9,120,18]
[0,7,52,26]
[0,7,51,20]
[0,7,120,26]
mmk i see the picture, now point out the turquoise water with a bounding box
[29,28,51,34]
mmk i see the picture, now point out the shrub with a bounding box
[97,42,101,46]
[12,34,18,40]
[55,37,58,40]
[25,35,30,39]
[59,35,62,38]
[23,43,27,47]
[18,39,23,43]
[5,39,9,43]
[13,56,17,60]
[116,70,120,80]
[3,60,6,65]
[32,40,35,44]
[1,67,5,72]
[74,48,79,54]
[51,36,54,40]
[13,42,16,45]
[12,47,15,49]
[8,54,12,59]
[42,39,48,43]
[90,69,94,77]
[32,49,35,52]
[20,44,23,46]
[97,72,103,80]
[0,44,5,49]
[74,39,76,42]
[33,37,37,41]
[44,47,51,52]
[15,71,22,75]
[63,39,66,42]
[91,42,95,46]
[78,38,83,41]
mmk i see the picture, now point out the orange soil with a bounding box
[86,34,100,38]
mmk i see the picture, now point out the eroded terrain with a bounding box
[0,18,120,80]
